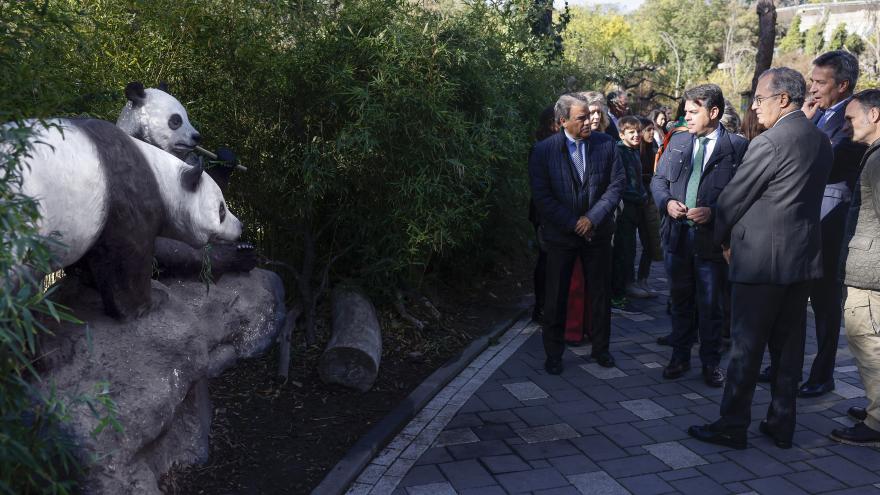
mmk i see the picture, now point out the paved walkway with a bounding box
[346,269,880,495]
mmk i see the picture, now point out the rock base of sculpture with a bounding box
[37,269,286,495]
[319,286,382,392]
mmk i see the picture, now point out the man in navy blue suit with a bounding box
[793,51,868,398]
[652,84,748,388]
[529,93,626,374]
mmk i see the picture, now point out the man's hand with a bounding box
[667,200,688,220]
[686,206,712,224]
[722,245,731,264]
[802,98,820,120]
[575,216,593,237]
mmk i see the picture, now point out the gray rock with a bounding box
[319,286,382,392]
[38,268,286,495]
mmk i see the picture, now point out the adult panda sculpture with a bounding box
[116,81,256,278]
[17,118,242,319]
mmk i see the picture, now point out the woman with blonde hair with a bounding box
[579,91,617,139]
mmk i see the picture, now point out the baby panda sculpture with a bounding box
[116,81,256,278]
[16,118,242,319]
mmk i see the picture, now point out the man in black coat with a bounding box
[796,50,869,398]
[652,84,748,388]
[529,93,626,375]
[688,68,832,450]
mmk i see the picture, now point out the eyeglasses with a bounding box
[753,93,783,106]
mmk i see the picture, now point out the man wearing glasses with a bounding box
[688,68,832,450]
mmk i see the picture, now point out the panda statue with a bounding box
[116,81,256,279]
[14,118,242,320]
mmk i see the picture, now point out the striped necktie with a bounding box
[685,136,708,213]
[571,140,585,183]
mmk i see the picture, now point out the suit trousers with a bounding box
[807,202,849,385]
[665,227,725,367]
[719,281,811,442]
[843,286,880,431]
[543,239,612,360]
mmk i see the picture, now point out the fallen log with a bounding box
[318,286,382,392]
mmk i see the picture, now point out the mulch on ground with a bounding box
[160,252,534,495]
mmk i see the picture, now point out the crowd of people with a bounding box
[527,49,880,450]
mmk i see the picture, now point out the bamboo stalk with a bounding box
[194,146,248,171]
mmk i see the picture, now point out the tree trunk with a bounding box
[750,0,777,95]
[276,305,302,381]
[318,286,382,392]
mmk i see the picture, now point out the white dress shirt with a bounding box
[692,126,721,171]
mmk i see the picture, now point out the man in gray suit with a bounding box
[688,68,833,450]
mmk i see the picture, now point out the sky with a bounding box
[552,0,645,12]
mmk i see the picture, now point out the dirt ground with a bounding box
[161,251,535,495]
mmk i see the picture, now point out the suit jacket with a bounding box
[714,111,833,284]
[651,125,748,260]
[812,99,867,191]
[529,130,625,248]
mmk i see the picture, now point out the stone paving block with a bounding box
[459,486,507,495]
[620,386,658,400]
[445,413,483,429]
[596,409,641,425]
[496,467,570,493]
[682,393,702,400]
[644,441,707,469]
[347,482,373,495]
[477,390,523,410]
[665,413,706,431]
[513,439,581,460]
[530,459,551,468]
[437,459,495,490]
[373,447,403,467]
[620,399,674,420]
[641,424,690,443]
[446,439,512,460]
[404,481,458,495]
[597,423,652,448]
[533,486,583,495]
[606,374,657,390]
[579,363,628,379]
[504,381,550,401]
[356,463,387,484]
[565,413,606,435]
[386,457,417,477]
[746,476,809,495]
[581,384,628,403]
[658,467,700,481]
[513,405,563,426]
[829,443,880,467]
[668,475,727,495]
[598,454,669,478]
[696,461,754,484]
[480,454,532,474]
[567,471,630,495]
[479,409,520,425]
[571,435,628,461]
[458,396,489,413]
[548,398,604,417]
[517,423,581,444]
[833,379,865,399]
[413,447,453,466]
[724,448,793,477]
[547,453,599,475]
[808,455,880,486]
[619,473,674,495]
[434,428,479,448]
[472,424,517,441]
[399,465,447,487]
[785,469,847,493]
[370,475,403,494]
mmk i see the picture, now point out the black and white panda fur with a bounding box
[16,118,241,319]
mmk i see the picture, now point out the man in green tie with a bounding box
[651,84,749,387]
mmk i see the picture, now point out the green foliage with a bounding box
[846,32,866,56]
[828,23,848,51]
[779,15,804,53]
[804,21,825,56]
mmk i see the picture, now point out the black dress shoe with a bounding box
[592,352,616,368]
[544,358,563,375]
[702,365,725,388]
[848,406,868,421]
[759,420,792,449]
[663,360,691,379]
[687,424,747,450]
[831,422,880,447]
[798,380,835,398]
[656,334,672,346]
[757,365,772,383]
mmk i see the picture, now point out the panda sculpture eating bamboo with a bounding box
[15,118,242,320]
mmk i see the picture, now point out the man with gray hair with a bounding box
[529,93,625,374]
[789,50,869,398]
[831,89,880,446]
[688,68,832,449]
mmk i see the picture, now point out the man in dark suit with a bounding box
[652,84,748,387]
[688,68,832,449]
[796,51,868,397]
[529,93,626,374]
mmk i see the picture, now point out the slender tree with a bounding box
[750,0,776,95]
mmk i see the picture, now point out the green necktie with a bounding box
[685,136,708,211]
